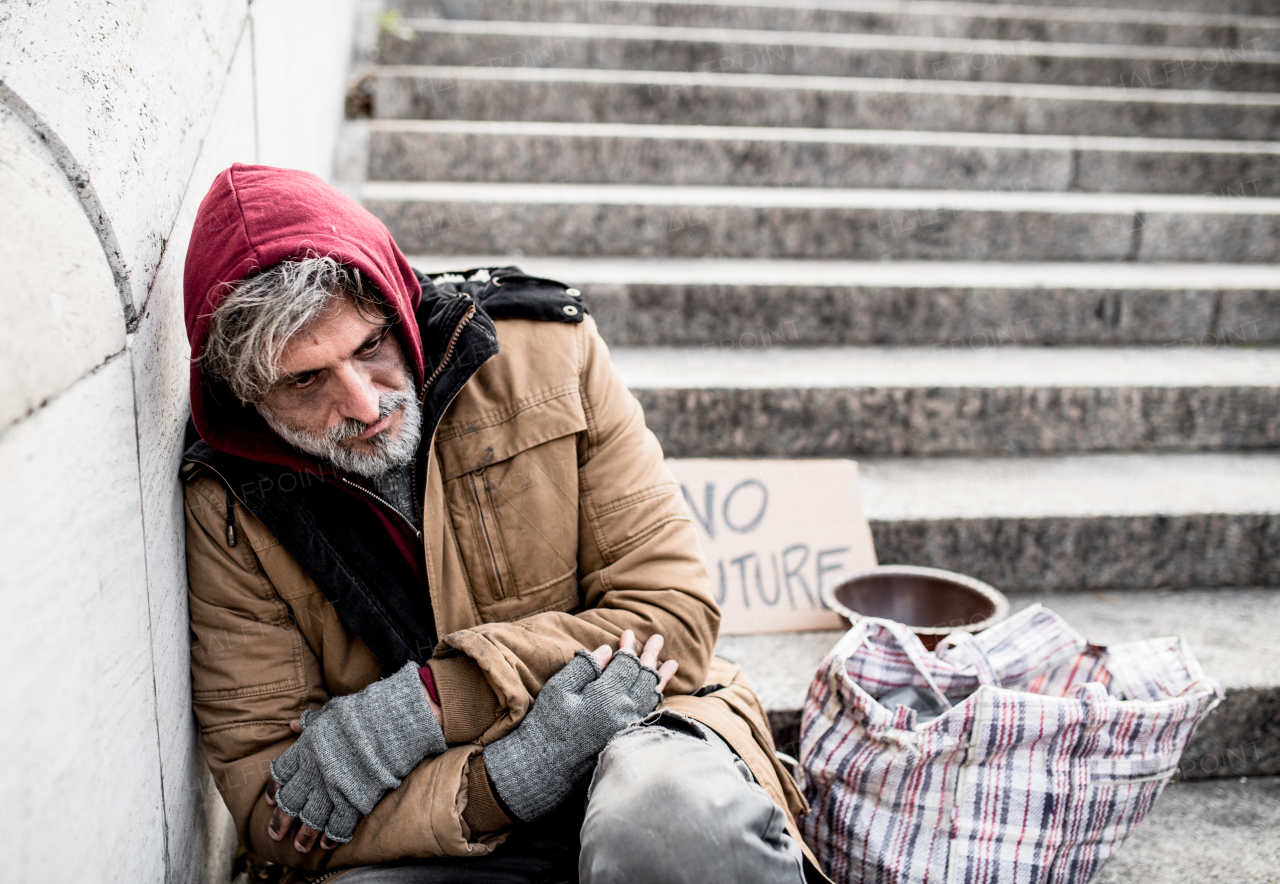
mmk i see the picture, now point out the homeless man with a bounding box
[182,164,822,883]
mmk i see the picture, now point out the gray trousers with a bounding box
[335,713,808,884]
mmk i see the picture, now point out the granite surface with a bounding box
[631,386,1280,456]
[402,255,1280,288]
[381,28,1280,93]
[908,0,1272,13]
[392,0,1279,51]
[1220,288,1280,334]
[613,343,1280,387]
[1142,211,1280,262]
[854,451,1280,521]
[871,515,1280,592]
[371,71,1280,140]
[1076,149,1280,197]
[368,126,1280,196]
[366,197,1280,261]
[369,128,1075,190]
[586,283,1280,345]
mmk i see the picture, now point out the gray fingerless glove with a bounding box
[270,660,447,843]
[483,648,662,822]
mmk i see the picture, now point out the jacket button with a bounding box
[565,288,581,298]
[562,304,579,316]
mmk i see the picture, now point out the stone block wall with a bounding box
[0,2,357,880]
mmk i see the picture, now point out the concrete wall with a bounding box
[0,2,357,880]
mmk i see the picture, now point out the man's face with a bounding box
[256,294,421,477]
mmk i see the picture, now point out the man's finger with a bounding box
[591,643,612,669]
[656,659,679,693]
[268,804,295,842]
[619,629,637,655]
[295,822,321,854]
[639,633,664,669]
[290,719,303,734]
[320,834,339,850]
[265,778,278,807]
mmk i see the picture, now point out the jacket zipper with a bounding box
[413,304,487,628]
[421,303,476,400]
[339,478,422,540]
[468,471,506,599]
[334,302,479,540]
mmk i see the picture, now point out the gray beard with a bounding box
[257,391,422,478]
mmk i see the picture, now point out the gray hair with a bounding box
[202,256,389,403]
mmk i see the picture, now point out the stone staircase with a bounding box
[348,0,1280,875]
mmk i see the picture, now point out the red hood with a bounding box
[184,164,424,471]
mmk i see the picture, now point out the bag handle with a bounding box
[860,618,954,711]
[948,631,1001,688]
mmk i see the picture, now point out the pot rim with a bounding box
[821,564,1011,635]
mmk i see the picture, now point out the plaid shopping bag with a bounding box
[798,605,1223,884]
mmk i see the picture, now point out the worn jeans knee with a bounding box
[578,713,806,884]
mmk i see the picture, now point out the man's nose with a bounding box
[333,363,382,426]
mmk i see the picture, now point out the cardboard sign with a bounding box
[666,459,877,634]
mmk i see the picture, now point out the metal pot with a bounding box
[822,565,1010,649]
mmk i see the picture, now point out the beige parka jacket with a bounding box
[184,315,817,878]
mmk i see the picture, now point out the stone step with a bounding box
[403,256,1280,347]
[370,66,1280,140]
[361,182,1280,261]
[368,120,1280,195]
[380,20,1280,93]
[1095,778,1280,883]
[858,453,1280,589]
[612,346,1280,456]
[958,0,1271,15]
[715,587,1280,779]
[388,0,1280,51]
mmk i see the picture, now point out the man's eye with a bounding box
[287,372,319,389]
[358,333,388,356]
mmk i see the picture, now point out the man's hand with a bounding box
[482,629,678,822]
[262,661,447,853]
[589,629,678,690]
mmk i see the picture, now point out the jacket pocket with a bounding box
[439,387,586,620]
[445,436,581,619]
[467,468,511,600]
